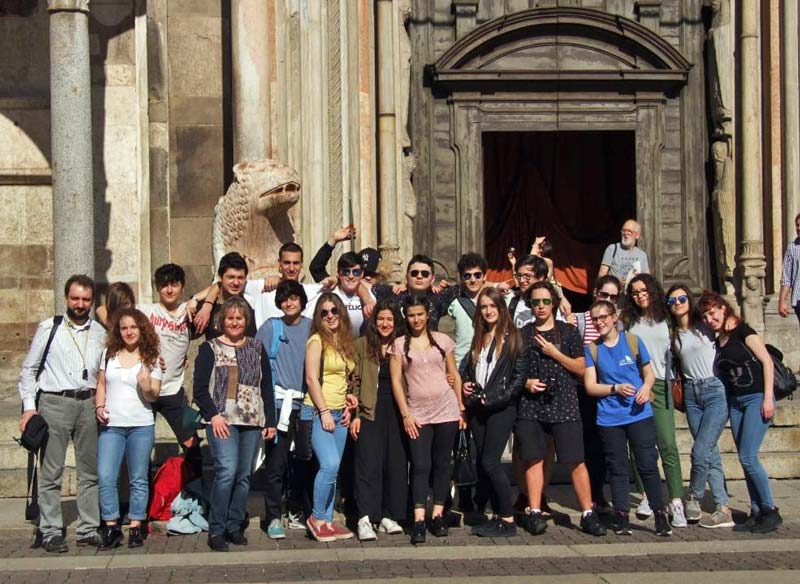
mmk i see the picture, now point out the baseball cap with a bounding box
[358,247,381,274]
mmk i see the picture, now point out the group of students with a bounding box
[19,221,784,554]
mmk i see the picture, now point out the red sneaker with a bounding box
[328,521,354,540]
[306,516,337,542]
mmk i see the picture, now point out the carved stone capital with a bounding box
[453,0,480,39]
[48,0,90,13]
[737,239,766,330]
[636,1,662,34]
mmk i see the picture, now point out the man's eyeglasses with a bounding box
[515,272,534,281]
[621,229,636,236]
[597,291,618,302]
[590,313,612,324]
[340,268,363,277]
[529,298,552,307]
[320,307,339,318]
[666,295,689,307]
[462,272,483,281]
[409,270,431,278]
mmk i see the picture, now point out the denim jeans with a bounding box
[683,376,729,506]
[302,404,348,522]
[729,392,775,513]
[206,424,263,536]
[98,425,156,521]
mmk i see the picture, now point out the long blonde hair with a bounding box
[470,287,520,366]
[310,292,355,360]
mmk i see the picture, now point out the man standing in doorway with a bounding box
[18,275,107,552]
[598,219,650,289]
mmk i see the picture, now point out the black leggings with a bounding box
[354,392,409,522]
[598,417,664,514]
[470,405,516,518]
[579,392,606,503]
[408,421,458,508]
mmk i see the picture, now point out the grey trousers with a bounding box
[38,393,99,540]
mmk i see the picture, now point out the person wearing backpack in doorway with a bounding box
[598,219,650,293]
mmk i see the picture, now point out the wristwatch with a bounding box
[610,384,616,395]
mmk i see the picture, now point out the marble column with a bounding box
[783,0,800,238]
[376,0,400,278]
[48,0,94,312]
[738,0,766,329]
[231,0,271,160]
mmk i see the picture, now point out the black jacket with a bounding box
[462,334,527,412]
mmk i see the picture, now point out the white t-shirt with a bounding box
[101,351,164,427]
[629,319,670,380]
[137,302,191,396]
[676,324,717,380]
[305,286,375,337]
[245,279,322,329]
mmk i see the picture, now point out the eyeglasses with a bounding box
[320,307,339,318]
[666,295,689,307]
[590,313,612,324]
[340,268,363,277]
[409,270,431,278]
[621,229,636,236]
[515,272,535,281]
[529,298,552,307]
[630,289,649,298]
[462,272,483,281]
[596,291,618,302]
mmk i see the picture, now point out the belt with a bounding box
[48,389,96,400]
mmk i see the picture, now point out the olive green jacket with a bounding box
[353,337,405,421]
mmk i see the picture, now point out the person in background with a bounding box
[778,212,800,327]
[666,284,733,528]
[194,252,257,340]
[598,219,650,290]
[350,299,408,540]
[308,224,383,288]
[193,297,276,552]
[96,282,135,329]
[698,291,783,533]
[446,253,489,370]
[95,308,163,550]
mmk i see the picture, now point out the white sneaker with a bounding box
[635,497,653,518]
[287,511,306,530]
[357,516,377,541]
[669,500,688,528]
[378,517,404,534]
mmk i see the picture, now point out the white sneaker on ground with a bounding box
[287,511,306,530]
[669,500,688,528]
[699,509,735,529]
[635,496,653,518]
[378,517,404,534]
[358,516,377,541]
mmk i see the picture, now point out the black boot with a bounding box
[128,526,145,548]
[99,525,124,550]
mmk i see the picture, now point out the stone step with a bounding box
[674,427,800,453]
[0,415,180,446]
[673,399,800,428]
[676,452,800,481]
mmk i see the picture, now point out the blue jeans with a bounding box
[729,392,775,513]
[98,425,156,521]
[206,424,263,536]
[302,405,348,522]
[683,376,729,506]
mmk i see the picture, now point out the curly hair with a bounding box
[471,287,520,366]
[365,298,403,364]
[310,292,355,361]
[621,273,667,328]
[401,295,445,364]
[106,308,161,368]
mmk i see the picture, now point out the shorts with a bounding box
[515,418,584,464]
[152,387,196,444]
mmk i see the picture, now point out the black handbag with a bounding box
[17,415,48,452]
[452,429,478,486]
[766,345,797,400]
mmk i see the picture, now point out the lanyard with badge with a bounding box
[64,320,90,381]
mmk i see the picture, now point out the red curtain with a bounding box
[482,131,636,295]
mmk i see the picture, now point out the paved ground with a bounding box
[0,480,797,583]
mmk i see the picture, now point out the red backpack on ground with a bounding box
[148,456,197,521]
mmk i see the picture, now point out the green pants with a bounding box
[631,379,684,500]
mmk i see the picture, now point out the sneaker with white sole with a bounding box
[635,497,653,518]
[378,517,404,534]
[668,500,688,528]
[267,518,286,539]
[685,497,702,523]
[699,509,735,529]
[357,516,377,541]
[287,511,306,530]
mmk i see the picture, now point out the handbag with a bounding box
[740,341,797,401]
[16,415,48,452]
[452,429,477,487]
[180,402,202,434]
[671,355,685,413]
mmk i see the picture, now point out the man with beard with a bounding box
[18,275,108,553]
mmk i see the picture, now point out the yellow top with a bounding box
[303,334,354,411]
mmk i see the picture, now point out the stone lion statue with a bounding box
[212,159,301,278]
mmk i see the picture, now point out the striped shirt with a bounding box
[780,238,800,308]
[18,316,107,411]
[580,311,601,346]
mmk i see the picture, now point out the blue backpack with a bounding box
[267,318,284,383]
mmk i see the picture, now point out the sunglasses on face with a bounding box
[462,272,483,281]
[320,307,339,318]
[666,295,689,307]
[409,270,431,278]
[340,268,363,277]
[597,291,618,302]
[529,298,552,307]
[590,313,612,324]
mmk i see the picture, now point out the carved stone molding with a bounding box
[635,1,662,35]
[47,0,90,13]
[453,0,480,39]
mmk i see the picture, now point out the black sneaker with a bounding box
[733,510,760,532]
[751,507,783,534]
[611,511,632,535]
[525,511,547,536]
[579,511,607,536]
[42,534,68,554]
[654,509,672,537]
[477,519,517,538]
[227,529,248,546]
[128,526,145,548]
[430,515,448,537]
[410,520,427,544]
[76,531,102,547]
[208,533,229,552]
[99,525,124,550]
